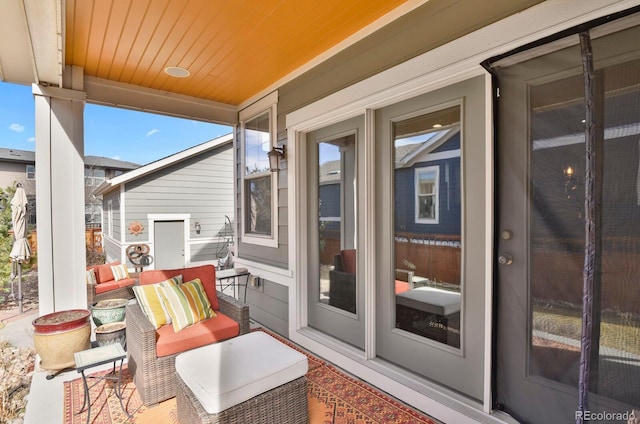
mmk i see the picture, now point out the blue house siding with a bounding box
[395,137,461,236]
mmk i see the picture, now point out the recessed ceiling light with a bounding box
[164,66,190,78]
[433,123,443,128]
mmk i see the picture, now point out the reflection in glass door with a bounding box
[393,105,462,348]
[307,116,365,350]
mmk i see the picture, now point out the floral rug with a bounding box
[63,330,437,424]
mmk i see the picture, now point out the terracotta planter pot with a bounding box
[32,309,91,371]
[90,298,128,327]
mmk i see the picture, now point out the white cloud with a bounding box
[9,123,24,132]
[112,155,121,160]
[27,137,35,142]
[146,129,159,137]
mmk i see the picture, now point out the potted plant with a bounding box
[90,298,128,326]
[32,309,91,371]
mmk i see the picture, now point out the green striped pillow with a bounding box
[159,278,216,332]
[111,264,130,281]
[132,275,182,329]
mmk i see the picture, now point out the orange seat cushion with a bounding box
[155,313,240,357]
[139,265,219,310]
[95,281,120,294]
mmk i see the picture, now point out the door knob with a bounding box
[498,254,513,266]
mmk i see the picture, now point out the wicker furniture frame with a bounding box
[176,373,309,424]
[126,292,250,406]
[87,284,135,305]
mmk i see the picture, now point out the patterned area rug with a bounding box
[63,330,437,424]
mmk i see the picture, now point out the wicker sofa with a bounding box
[86,261,137,305]
[126,264,250,406]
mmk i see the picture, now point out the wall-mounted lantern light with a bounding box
[194,221,201,234]
[268,145,286,172]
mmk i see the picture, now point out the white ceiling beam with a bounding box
[23,0,64,86]
[84,76,239,125]
[0,0,37,84]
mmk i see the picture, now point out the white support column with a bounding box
[33,84,87,314]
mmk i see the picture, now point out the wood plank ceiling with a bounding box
[65,0,409,106]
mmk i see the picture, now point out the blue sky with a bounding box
[0,81,232,165]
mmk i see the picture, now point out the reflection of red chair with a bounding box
[394,269,414,294]
[329,250,356,313]
[329,250,414,313]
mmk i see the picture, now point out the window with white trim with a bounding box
[415,166,439,224]
[240,91,278,247]
[26,164,35,180]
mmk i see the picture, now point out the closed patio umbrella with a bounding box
[9,184,31,314]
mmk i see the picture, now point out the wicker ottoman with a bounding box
[175,331,309,424]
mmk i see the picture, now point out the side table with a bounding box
[217,267,250,302]
[74,344,132,424]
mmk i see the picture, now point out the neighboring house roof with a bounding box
[93,133,234,196]
[319,160,341,185]
[0,148,35,163]
[396,126,460,168]
[85,156,139,170]
[0,147,140,169]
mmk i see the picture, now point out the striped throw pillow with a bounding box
[86,269,97,285]
[159,278,216,332]
[133,275,182,329]
[111,264,130,281]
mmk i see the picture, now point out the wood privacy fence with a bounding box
[25,228,103,254]
[319,230,462,285]
[532,237,640,313]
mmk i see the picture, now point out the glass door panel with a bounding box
[393,105,462,348]
[307,116,365,349]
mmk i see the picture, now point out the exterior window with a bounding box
[94,169,105,185]
[84,167,93,186]
[415,166,439,223]
[26,164,35,180]
[244,111,272,235]
[113,170,123,177]
[240,91,278,247]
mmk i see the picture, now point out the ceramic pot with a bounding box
[90,298,128,326]
[95,321,126,350]
[32,309,91,371]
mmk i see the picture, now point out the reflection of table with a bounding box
[74,344,131,424]
[395,287,461,345]
[217,268,250,302]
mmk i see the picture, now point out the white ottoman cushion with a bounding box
[175,331,309,414]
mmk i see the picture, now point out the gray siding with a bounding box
[103,235,121,263]
[125,144,234,245]
[0,162,34,194]
[103,190,122,242]
[246,278,289,337]
[190,240,229,263]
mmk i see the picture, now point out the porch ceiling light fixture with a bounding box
[164,66,190,78]
[268,145,286,172]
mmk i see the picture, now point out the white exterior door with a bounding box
[154,220,185,269]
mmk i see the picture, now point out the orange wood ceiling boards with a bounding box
[65,0,409,106]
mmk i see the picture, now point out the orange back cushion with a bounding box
[139,265,219,310]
